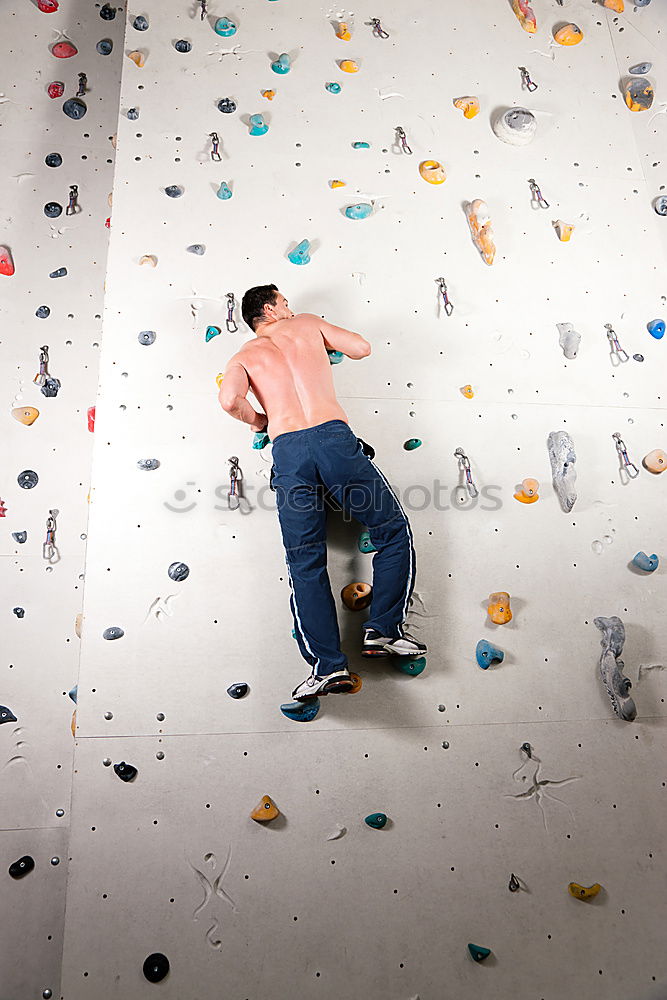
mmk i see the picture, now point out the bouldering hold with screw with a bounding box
[341,582,372,610]
[514,478,539,503]
[249,113,268,135]
[419,160,446,184]
[493,107,536,146]
[460,385,474,398]
[339,59,359,73]
[214,16,236,36]
[568,882,602,901]
[594,616,636,722]
[453,96,479,118]
[643,448,666,473]
[558,322,580,359]
[271,53,291,74]
[217,97,236,113]
[143,954,169,983]
[465,200,495,265]
[251,795,280,822]
[0,246,15,276]
[280,699,320,722]
[288,239,311,264]
[647,318,665,340]
[395,657,427,677]
[335,21,351,40]
[631,551,658,573]
[554,23,583,45]
[624,77,653,112]
[325,82,341,94]
[364,813,388,829]
[345,203,373,220]
[114,761,137,782]
[227,683,249,699]
[358,529,377,554]
[475,639,504,669]
[548,431,577,512]
[487,592,512,625]
[468,943,491,962]
[12,407,39,426]
[509,873,521,892]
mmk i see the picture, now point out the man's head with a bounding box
[241,285,294,331]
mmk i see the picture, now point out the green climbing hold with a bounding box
[357,529,377,554]
[280,699,320,722]
[327,349,344,364]
[404,438,422,450]
[468,943,491,963]
[364,813,388,829]
[394,656,427,677]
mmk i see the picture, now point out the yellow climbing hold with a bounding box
[514,478,540,503]
[569,882,602,901]
[12,406,40,426]
[552,220,574,242]
[554,23,583,45]
[330,179,346,188]
[251,795,280,823]
[460,385,474,399]
[127,50,146,67]
[339,59,359,73]
[488,591,512,625]
[261,89,276,100]
[335,21,351,40]
[602,0,624,10]
[453,96,480,119]
[419,160,446,184]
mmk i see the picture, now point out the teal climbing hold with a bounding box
[352,141,370,149]
[395,656,427,677]
[249,114,268,136]
[403,438,422,451]
[216,181,232,200]
[327,349,344,364]
[632,551,659,572]
[205,325,221,342]
[475,639,504,669]
[252,430,271,450]
[345,203,373,220]
[288,239,311,265]
[271,52,291,74]
[468,943,491,963]
[280,699,320,722]
[214,16,237,36]
[647,318,665,340]
[358,529,377,554]
[325,82,341,94]
[364,813,388,829]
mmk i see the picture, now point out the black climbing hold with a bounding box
[168,561,189,582]
[102,626,124,640]
[0,705,18,724]
[17,470,39,489]
[44,202,63,218]
[12,531,27,544]
[41,377,60,397]
[133,14,149,30]
[63,97,87,120]
[227,683,249,699]
[36,305,51,319]
[217,97,236,114]
[127,107,140,120]
[520,742,532,758]
[49,267,67,278]
[13,608,25,619]
[143,953,169,983]
[509,873,521,892]
[138,330,156,345]
[633,354,644,362]
[100,3,117,18]
[113,761,138,782]
[96,38,113,55]
[137,458,160,470]
[45,152,62,167]
[9,856,34,879]
[174,39,191,52]
[165,185,183,198]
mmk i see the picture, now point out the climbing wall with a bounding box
[4,0,666,997]
[1,2,124,999]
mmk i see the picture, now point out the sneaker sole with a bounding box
[361,647,390,658]
[293,678,354,701]
[383,646,428,656]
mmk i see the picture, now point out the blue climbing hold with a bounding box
[68,685,78,704]
[165,185,182,198]
[205,325,221,342]
[216,181,233,201]
[475,639,505,669]
[227,683,249,699]
[63,98,87,119]
[214,16,237,36]
[395,657,427,677]
[325,82,341,94]
[217,97,236,114]
[632,551,659,572]
[271,53,291,74]
[133,15,149,30]
[252,430,271,449]
[357,529,377,554]
[327,349,344,364]
[249,113,268,136]
[96,38,113,55]
[364,813,388,829]
[647,319,665,340]
[45,152,62,167]
[352,141,370,149]
[174,39,192,53]
[44,202,62,218]
[49,267,67,278]
[35,306,50,319]
[280,699,321,722]
[288,239,311,265]
[345,203,373,220]
[102,626,124,640]
[12,531,27,544]
[468,943,491,963]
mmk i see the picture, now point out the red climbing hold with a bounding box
[0,247,15,277]
[105,217,111,229]
[48,81,65,98]
[0,498,7,518]
[52,40,77,58]
[87,406,95,432]
[38,0,59,11]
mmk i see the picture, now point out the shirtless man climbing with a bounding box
[219,284,427,702]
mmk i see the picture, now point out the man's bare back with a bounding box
[219,298,371,440]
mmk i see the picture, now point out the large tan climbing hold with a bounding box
[643,449,666,473]
[12,406,40,426]
[341,581,372,611]
[488,592,512,625]
[251,795,280,823]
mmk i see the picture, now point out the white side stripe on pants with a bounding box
[368,456,415,633]
[286,559,321,677]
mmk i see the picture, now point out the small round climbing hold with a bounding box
[17,470,39,489]
[394,657,427,677]
[647,318,665,340]
[280,699,321,722]
[114,761,137,782]
[137,458,160,470]
[174,39,192,53]
[138,330,156,345]
[655,196,667,217]
[102,626,124,640]
[403,438,421,450]
[364,813,387,829]
[35,305,51,318]
[168,562,189,582]
[325,82,342,94]
[44,202,63,218]
[419,159,446,184]
[341,581,372,610]
[217,97,237,113]
[568,882,602,901]
[63,97,87,120]
[327,349,343,364]
[127,107,140,120]
[468,943,491,962]
[460,384,475,399]
[45,152,63,167]
[12,531,27,544]
[227,683,249,699]
[13,608,25,619]
[100,3,117,18]
[133,15,149,30]
[47,81,65,98]
[143,954,169,983]
[251,795,280,822]
[345,203,373,220]
[165,185,183,198]
[52,40,78,59]
[186,244,206,255]
[214,16,237,36]
[475,639,504,669]
[357,529,377,554]
[96,38,113,55]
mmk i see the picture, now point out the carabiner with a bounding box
[76,72,87,98]
[612,432,639,479]
[199,0,208,20]
[43,509,60,562]
[367,16,389,38]
[228,456,241,510]
[454,447,478,499]
[436,277,454,316]
[226,292,238,333]
[66,184,79,216]
[605,323,629,364]
[395,126,413,155]
[209,131,222,162]
[528,177,549,209]
[518,66,538,92]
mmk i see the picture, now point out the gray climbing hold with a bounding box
[227,683,249,699]
[593,616,636,722]
[138,330,156,345]
[17,470,38,489]
[137,458,160,470]
[12,608,25,619]
[35,305,50,319]
[127,107,140,120]
[174,39,191,52]
[44,202,62,218]
[168,561,189,582]
[63,98,87,119]
[45,152,62,167]
[49,267,67,278]
[0,705,18,724]
[547,431,577,512]
[186,244,205,255]
[654,196,667,216]
[12,531,27,544]
[629,62,651,75]
[165,185,183,198]
[102,626,124,640]
[133,14,149,30]
[557,322,581,360]
[633,354,644,362]
[493,107,536,145]
[96,38,113,54]
[217,97,236,113]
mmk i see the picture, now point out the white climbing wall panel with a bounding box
[3,0,667,997]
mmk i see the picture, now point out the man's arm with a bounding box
[218,359,267,432]
[308,315,371,359]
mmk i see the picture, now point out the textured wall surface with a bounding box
[3,0,667,998]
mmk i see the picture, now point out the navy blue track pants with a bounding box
[270,419,416,677]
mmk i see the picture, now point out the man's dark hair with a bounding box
[241,284,279,330]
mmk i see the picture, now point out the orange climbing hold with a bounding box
[419,160,446,184]
[347,673,363,694]
[330,179,346,188]
[261,89,276,100]
[339,59,359,73]
[512,0,537,33]
[552,220,575,242]
[554,23,583,45]
[460,385,475,399]
[643,449,666,473]
[128,50,145,67]
[453,96,480,119]
[488,592,512,625]
[335,21,351,40]
[602,0,624,10]
[514,478,539,503]
[465,199,496,265]
[11,407,40,426]
[0,246,15,276]
[341,581,372,611]
[251,795,280,823]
